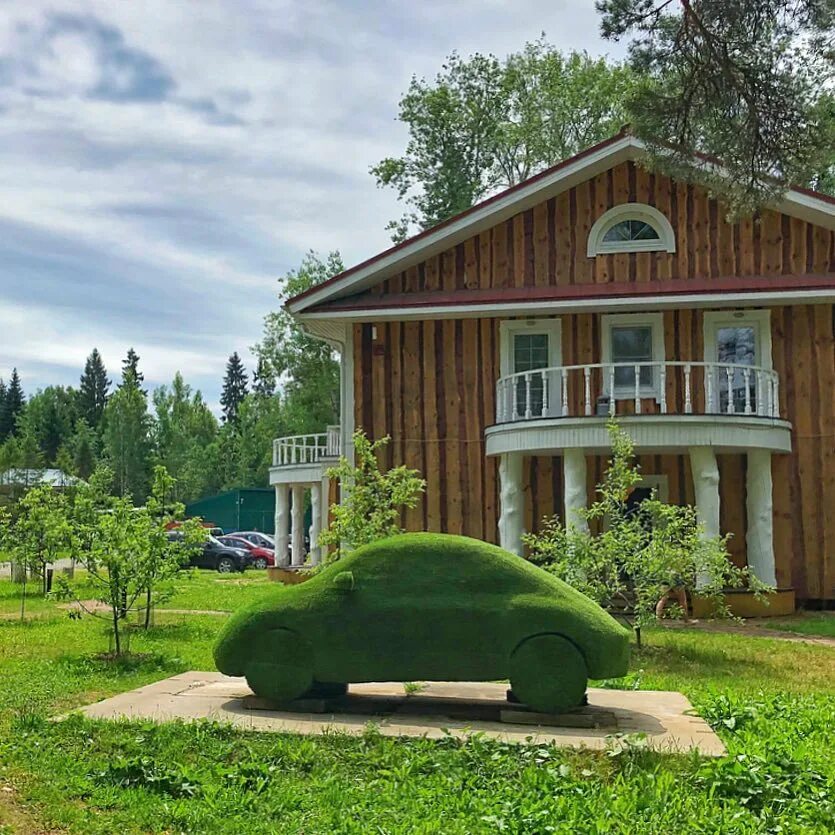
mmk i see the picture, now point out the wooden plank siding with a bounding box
[347,159,835,601]
[353,305,835,602]
[376,161,835,295]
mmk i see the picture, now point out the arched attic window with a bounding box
[587,203,676,257]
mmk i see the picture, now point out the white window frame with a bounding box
[500,318,562,378]
[587,203,676,257]
[601,312,665,401]
[702,309,772,370]
[499,319,562,418]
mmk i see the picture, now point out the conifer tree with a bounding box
[0,369,24,441]
[220,352,249,425]
[79,349,111,428]
[121,348,145,392]
[252,356,276,398]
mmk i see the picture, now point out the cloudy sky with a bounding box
[0,1,622,409]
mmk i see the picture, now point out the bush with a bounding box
[524,422,772,634]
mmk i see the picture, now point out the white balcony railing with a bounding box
[273,425,341,467]
[495,362,780,424]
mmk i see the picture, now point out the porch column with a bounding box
[689,447,720,587]
[274,484,290,568]
[309,481,322,566]
[746,450,777,586]
[291,485,305,566]
[498,453,524,555]
[563,449,589,534]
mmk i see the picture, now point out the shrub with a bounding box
[318,430,425,562]
[524,422,772,634]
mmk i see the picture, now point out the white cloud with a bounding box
[0,1,622,407]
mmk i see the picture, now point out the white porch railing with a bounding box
[273,425,341,466]
[495,362,780,424]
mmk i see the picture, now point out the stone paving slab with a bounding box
[75,672,725,756]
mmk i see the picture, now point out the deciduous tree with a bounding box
[371,41,636,238]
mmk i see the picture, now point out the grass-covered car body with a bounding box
[214,533,630,712]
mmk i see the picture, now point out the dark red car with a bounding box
[218,535,275,569]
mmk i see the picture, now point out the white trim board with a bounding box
[298,289,835,323]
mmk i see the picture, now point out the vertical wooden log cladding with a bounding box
[462,319,484,540]
[421,321,442,531]
[444,319,463,534]
[812,306,835,599]
[372,162,835,301]
[400,322,425,531]
[533,202,550,287]
[718,455,747,570]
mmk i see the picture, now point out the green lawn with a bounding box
[0,572,833,834]
[756,611,835,639]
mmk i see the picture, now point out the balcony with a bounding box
[272,425,341,467]
[486,362,792,456]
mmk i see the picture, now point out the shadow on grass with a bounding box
[632,640,768,680]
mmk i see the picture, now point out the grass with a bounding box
[756,611,835,639]
[0,571,833,833]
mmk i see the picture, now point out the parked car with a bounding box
[214,533,630,713]
[168,532,250,573]
[219,535,275,569]
[234,531,275,550]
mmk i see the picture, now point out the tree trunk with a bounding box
[144,586,152,629]
[113,608,121,657]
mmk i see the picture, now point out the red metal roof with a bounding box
[307,274,835,314]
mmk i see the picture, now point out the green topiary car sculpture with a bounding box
[213,533,630,713]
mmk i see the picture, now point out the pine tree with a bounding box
[70,419,96,480]
[0,379,6,422]
[79,349,111,427]
[0,369,24,441]
[252,356,276,398]
[220,352,249,425]
[121,348,145,392]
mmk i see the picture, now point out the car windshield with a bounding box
[208,536,226,547]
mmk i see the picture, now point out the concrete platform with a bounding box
[75,673,724,755]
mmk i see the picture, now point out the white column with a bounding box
[291,485,305,566]
[275,484,290,568]
[309,482,322,566]
[498,453,524,555]
[746,450,777,586]
[563,449,589,534]
[690,447,720,587]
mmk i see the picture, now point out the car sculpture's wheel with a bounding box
[253,557,268,569]
[509,634,588,714]
[217,557,235,574]
[244,627,313,704]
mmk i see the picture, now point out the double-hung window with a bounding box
[499,320,562,420]
[602,313,664,400]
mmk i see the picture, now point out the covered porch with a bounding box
[270,426,340,567]
[486,360,792,588]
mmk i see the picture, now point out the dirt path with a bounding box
[661,619,835,648]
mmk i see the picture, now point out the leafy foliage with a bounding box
[56,466,206,655]
[597,0,835,214]
[524,422,772,632]
[318,431,426,561]
[0,483,72,615]
[254,250,342,435]
[371,40,636,238]
[101,380,152,501]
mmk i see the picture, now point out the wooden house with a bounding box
[271,129,835,609]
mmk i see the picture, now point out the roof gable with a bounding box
[289,131,835,315]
